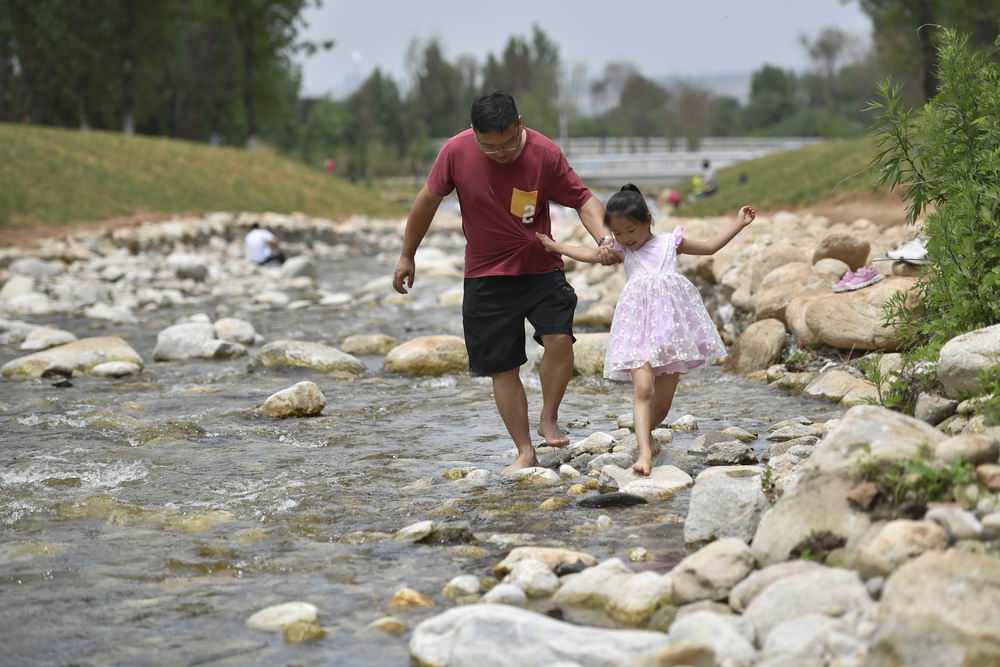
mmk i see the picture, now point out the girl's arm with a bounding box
[535,233,622,264]
[678,205,755,256]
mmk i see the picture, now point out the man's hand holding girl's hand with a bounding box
[738,205,756,226]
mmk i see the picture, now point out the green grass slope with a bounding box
[0,123,405,228]
[678,136,891,217]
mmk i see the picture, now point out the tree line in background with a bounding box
[1,0,997,181]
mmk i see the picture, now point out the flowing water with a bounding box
[0,252,844,665]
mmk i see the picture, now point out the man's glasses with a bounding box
[476,125,522,154]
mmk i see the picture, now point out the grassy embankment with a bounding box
[0,123,406,230]
[678,136,894,218]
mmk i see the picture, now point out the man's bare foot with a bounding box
[537,419,569,447]
[502,453,539,476]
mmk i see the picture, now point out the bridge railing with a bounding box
[556,136,826,156]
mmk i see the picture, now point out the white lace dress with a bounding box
[603,227,727,381]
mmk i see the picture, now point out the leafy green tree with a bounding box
[600,73,674,137]
[220,0,319,146]
[481,25,560,136]
[851,0,1000,101]
[744,65,800,130]
[708,96,744,136]
[410,39,468,138]
[870,28,1000,351]
[345,68,407,180]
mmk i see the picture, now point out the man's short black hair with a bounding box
[470,91,519,133]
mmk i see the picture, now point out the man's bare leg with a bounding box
[537,334,573,447]
[492,367,538,475]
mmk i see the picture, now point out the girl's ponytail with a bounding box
[605,183,652,225]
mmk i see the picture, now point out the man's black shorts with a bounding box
[462,269,577,375]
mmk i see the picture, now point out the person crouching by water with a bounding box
[537,185,755,475]
[244,223,285,266]
[391,91,617,475]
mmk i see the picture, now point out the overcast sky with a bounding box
[295,0,873,98]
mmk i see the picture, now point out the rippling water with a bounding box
[0,254,843,665]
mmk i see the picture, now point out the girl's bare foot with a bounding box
[537,419,569,447]
[502,452,539,476]
[632,453,654,476]
[631,445,660,476]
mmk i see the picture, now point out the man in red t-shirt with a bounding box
[392,91,614,475]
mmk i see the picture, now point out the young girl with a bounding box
[537,184,755,476]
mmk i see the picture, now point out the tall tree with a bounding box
[744,65,800,130]
[221,0,316,146]
[851,0,1000,100]
[800,27,851,106]
[480,25,561,135]
[409,39,467,138]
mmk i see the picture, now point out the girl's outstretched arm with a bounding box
[678,205,755,256]
[536,233,620,264]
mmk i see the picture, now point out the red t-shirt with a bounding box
[426,128,593,278]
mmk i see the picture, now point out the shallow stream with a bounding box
[0,252,843,665]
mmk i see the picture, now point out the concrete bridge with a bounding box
[558,136,826,187]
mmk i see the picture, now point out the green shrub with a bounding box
[857,353,936,415]
[868,29,1000,350]
[972,364,1000,426]
[854,444,976,513]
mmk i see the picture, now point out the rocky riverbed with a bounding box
[1,208,998,666]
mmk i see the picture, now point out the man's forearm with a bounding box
[400,189,442,257]
[576,194,608,244]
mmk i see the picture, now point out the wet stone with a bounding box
[388,587,434,610]
[705,441,757,466]
[578,492,649,508]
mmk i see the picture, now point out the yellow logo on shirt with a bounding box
[510,188,538,224]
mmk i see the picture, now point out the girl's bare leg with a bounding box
[651,372,681,429]
[631,364,657,476]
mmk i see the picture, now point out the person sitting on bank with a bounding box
[244,223,285,266]
[693,159,718,198]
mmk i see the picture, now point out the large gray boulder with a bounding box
[752,406,946,564]
[258,381,326,418]
[409,603,674,667]
[20,327,77,351]
[214,317,257,345]
[9,257,64,278]
[153,322,217,361]
[742,566,872,640]
[804,277,918,351]
[279,255,317,281]
[1,337,143,379]
[384,335,468,376]
[723,319,786,375]
[808,405,946,476]
[937,323,1000,398]
[684,465,770,546]
[166,253,209,281]
[870,550,1000,665]
[552,558,673,627]
[811,232,870,269]
[571,332,610,376]
[753,262,827,323]
[668,611,756,665]
[256,339,364,375]
[670,538,755,605]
